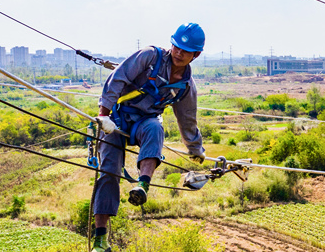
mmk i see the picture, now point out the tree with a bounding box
[285,100,300,117]
[265,94,289,111]
[270,131,296,163]
[307,85,321,117]
[64,64,73,76]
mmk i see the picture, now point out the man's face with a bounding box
[171,45,195,67]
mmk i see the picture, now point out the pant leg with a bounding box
[136,117,164,168]
[93,130,125,216]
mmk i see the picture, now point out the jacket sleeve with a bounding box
[172,78,205,156]
[99,47,157,110]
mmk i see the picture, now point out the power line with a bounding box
[0,142,196,191]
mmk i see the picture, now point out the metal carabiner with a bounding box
[210,156,227,180]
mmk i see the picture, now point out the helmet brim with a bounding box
[170,36,203,52]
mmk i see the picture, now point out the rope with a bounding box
[0,11,76,51]
[0,11,118,70]
[0,127,88,155]
[0,98,190,173]
[88,124,102,252]
[316,0,325,4]
[0,142,196,191]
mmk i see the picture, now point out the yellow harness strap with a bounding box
[117,90,145,104]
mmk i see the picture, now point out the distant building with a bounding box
[31,55,46,67]
[36,50,46,56]
[11,46,30,66]
[54,48,64,64]
[267,58,325,76]
[0,47,6,67]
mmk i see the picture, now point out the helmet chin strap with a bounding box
[191,52,199,62]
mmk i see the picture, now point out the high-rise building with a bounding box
[54,48,64,65]
[36,50,46,56]
[0,47,6,67]
[11,46,30,66]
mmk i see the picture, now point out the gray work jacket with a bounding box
[99,46,204,156]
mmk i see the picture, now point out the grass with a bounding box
[0,85,324,250]
[0,218,86,252]
[228,203,325,249]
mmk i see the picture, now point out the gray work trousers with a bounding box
[93,117,164,216]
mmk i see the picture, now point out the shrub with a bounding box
[265,94,289,111]
[71,199,91,236]
[8,195,26,218]
[236,130,257,142]
[270,131,296,163]
[166,173,181,187]
[211,132,221,144]
[126,221,225,252]
[200,124,217,138]
[296,133,325,171]
[110,205,134,249]
[285,100,300,117]
[227,137,236,146]
[166,173,181,197]
[235,97,254,112]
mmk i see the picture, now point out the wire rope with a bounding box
[0,142,195,191]
[0,11,76,50]
[0,98,190,173]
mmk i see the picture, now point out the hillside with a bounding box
[1,76,325,251]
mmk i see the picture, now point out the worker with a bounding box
[92,23,206,252]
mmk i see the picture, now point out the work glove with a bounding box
[97,116,116,134]
[189,152,206,164]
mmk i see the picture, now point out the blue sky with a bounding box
[1,0,325,58]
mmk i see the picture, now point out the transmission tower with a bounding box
[229,45,233,73]
[270,46,274,58]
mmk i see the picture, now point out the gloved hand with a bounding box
[189,152,206,164]
[97,116,116,134]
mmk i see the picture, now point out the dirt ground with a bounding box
[150,217,324,252]
[145,176,325,252]
[198,72,325,99]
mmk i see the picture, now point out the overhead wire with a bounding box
[0,127,88,155]
[0,11,76,51]
[316,0,325,4]
[0,98,190,173]
[0,142,195,191]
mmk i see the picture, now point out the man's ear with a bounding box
[192,52,201,60]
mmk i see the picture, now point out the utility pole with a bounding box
[221,51,224,66]
[137,39,140,50]
[100,67,102,86]
[270,46,274,58]
[229,45,233,73]
[75,54,78,82]
[33,68,36,85]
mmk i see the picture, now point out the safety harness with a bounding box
[111,46,188,145]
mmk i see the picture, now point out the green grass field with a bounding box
[0,218,86,252]
[229,203,325,249]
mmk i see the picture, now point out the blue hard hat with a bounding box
[171,23,205,52]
